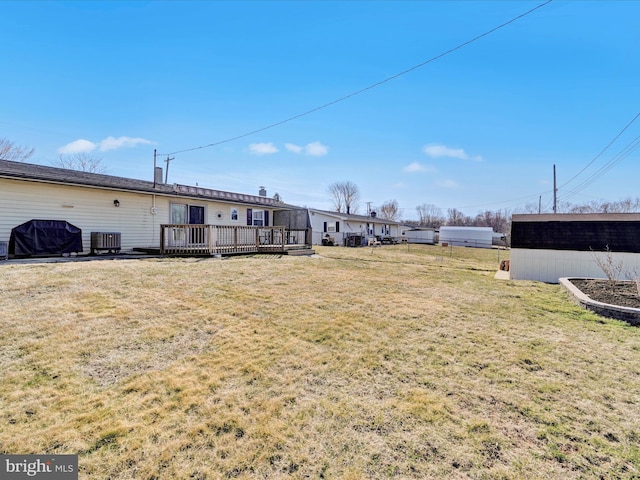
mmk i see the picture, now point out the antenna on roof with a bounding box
[165,155,175,184]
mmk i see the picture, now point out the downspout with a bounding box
[150,194,158,248]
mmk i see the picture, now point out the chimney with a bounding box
[154,167,163,185]
[346,206,350,215]
[259,186,267,197]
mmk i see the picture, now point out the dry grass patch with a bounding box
[1,245,639,479]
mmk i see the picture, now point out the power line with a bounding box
[559,133,640,203]
[557,111,640,190]
[460,111,640,212]
[159,0,553,157]
[458,190,554,210]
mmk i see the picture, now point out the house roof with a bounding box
[512,213,640,222]
[308,207,401,225]
[0,159,300,209]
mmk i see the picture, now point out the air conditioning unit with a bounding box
[90,232,121,255]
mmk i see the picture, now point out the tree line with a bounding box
[328,180,640,234]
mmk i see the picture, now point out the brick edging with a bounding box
[559,277,640,326]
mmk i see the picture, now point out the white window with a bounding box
[230,207,239,221]
[171,204,187,224]
[253,210,264,226]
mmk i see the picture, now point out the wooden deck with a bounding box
[160,225,312,256]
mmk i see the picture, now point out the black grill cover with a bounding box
[9,220,83,256]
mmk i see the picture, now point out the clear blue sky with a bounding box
[2,1,639,220]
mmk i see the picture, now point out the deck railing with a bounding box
[160,224,310,255]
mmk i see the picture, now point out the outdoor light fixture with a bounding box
[113,199,120,207]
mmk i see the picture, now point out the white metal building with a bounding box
[510,213,640,283]
[438,226,494,249]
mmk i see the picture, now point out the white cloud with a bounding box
[392,182,407,189]
[99,136,153,152]
[249,142,279,155]
[403,161,435,173]
[423,143,482,161]
[58,139,97,154]
[437,179,460,189]
[58,136,153,154]
[305,141,328,157]
[285,143,303,153]
[284,141,329,157]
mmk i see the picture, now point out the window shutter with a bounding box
[336,221,340,233]
[247,208,252,225]
[323,222,327,233]
[264,211,269,227]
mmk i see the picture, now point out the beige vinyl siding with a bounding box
[0,177,278,252]
[0,178,163,251]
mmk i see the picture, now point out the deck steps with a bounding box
[285,248,315,256]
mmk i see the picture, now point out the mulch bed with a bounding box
[570,278,640,309]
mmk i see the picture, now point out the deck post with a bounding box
[208,225,215,255]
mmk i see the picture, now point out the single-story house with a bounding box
[0,159,309,257]
[305,208,402,246]
[510,213,640,283]
[273,208,402,246]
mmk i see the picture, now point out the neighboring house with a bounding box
[305,208,402,246]
[0,159,307,256]
[510,213,640,283]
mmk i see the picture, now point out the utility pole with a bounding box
[164,155,175,184]
[553,164,557,214]
[538,195,541,214]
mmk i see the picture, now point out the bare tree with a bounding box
[591,245,626,286]
[328,181,360,214]
[54,153,106,173]
[553,197,640,214]
[416,203,444,228]
[378,199,400,222]
[0,137,35,162]
[473,209,510,233]
[447,208,471,226]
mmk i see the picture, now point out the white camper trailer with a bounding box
[400,227,435,244]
